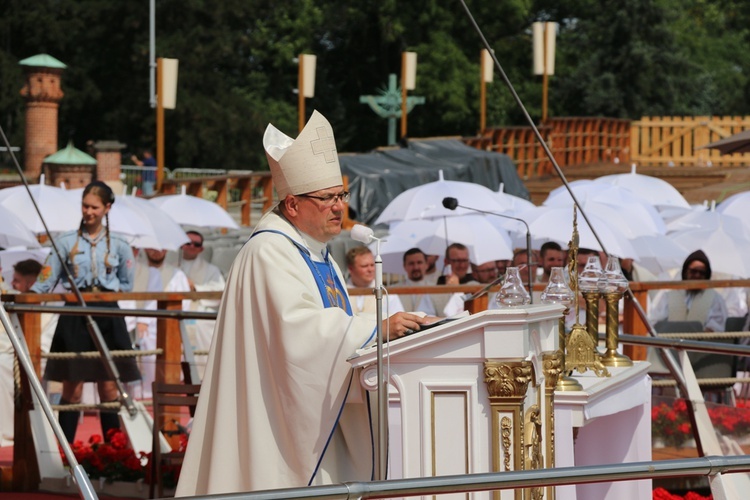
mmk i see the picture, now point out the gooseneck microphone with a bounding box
[442,197,533,303]
[351,223,377,244]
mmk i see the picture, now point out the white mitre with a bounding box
[263,110,343,199]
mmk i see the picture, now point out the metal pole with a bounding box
[0,303,98,500]
[180,455,750,500]
[373,247,388,480]
[298,55,306,133]
[541,23,548,122]
[149,0,156,108]
[479,50,486,132]
[156,57,165,191]
[400,53,408,139]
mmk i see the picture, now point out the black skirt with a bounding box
[44,301,141,383]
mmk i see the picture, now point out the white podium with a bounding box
[349,306,652,500]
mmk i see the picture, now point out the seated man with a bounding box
[346,246,403,320]
[650,250,727,332]
[539,241,565,283]
[437,243,474,285]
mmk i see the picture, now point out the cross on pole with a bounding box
[359,74,425,146]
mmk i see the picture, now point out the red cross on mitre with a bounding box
[310,126,337,163]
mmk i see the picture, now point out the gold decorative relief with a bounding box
[501,416,512,472]
[542,351,562,391]
[484,360,533,399]
[566,324,610,377]
[524,405,544,499]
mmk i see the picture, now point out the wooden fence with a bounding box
[465,117,630,178]
[466,115,750,177]
[630,116,750,167]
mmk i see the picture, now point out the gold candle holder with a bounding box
[582,290,600,347]
[600,291,633,367]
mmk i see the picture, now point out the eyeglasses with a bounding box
[448,258,470,264]
[298,191,350,207]
[686,267,707,277]
[183,241,203,248]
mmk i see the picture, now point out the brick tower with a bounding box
[19,54,67,181]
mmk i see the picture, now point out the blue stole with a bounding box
[251,229,352,314]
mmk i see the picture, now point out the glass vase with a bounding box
[495,266,531,307]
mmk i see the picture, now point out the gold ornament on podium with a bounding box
[560,206,609,382]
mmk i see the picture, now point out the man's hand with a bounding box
[382,312,429,340]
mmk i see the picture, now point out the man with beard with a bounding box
[649,250,727,332]
[539,241,565,283]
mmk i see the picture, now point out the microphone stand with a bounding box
[373,238,388,480]
[445,200,533,303]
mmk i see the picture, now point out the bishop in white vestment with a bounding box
[176,111,426,496]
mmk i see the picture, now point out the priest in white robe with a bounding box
[179,230,226,379]
[176,110,427,496]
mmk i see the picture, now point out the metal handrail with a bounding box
[3,303,216,319]
[178,455,750,499]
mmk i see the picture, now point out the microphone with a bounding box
[442,197,459,210]
[351,224,378,244]
[440,197,534,303]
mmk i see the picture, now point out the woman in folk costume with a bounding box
[176,111,426,496]
[31,181,138,443]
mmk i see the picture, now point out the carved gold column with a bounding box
[582,290,600,346]
[601,292,633,367]
[542,351,562,500]
[485,359,534,500]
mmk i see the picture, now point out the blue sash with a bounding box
[251,229,352,314]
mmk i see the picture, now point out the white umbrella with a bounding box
[496,182,535,214]
[595,164,690,209]
[629,235,689,275]
[149,185,239,229]
[386,215,514,271]
[519,206,638,258]
[369,233,426,275]
[0,177,80,234]
[665,207,747,235]
[375,171,513,224]
[543,182,667,236]
[0,247,51,284]
[668,221,750,277]
[0,205,42,249]
[118,194,190,250]
[717,190,750,224]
